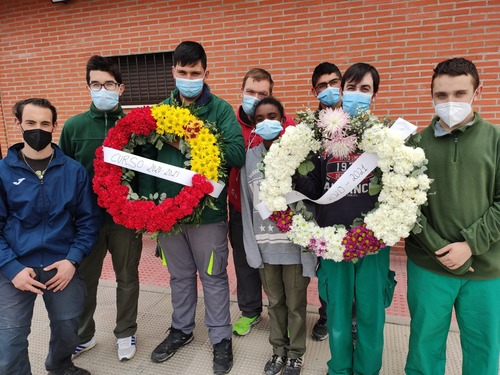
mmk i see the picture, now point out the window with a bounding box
[108,52,174,106]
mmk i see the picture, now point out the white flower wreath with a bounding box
[258,108,432,262]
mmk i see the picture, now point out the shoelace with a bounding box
[288,358,303,368]
[117,337,135,349]
[214,342,230,360]
[270,355,285,365]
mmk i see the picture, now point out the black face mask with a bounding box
[22,128,53,152]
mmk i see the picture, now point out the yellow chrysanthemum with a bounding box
[152,104,198,137]
[151,104,222,181]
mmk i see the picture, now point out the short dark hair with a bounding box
[241,68,274,93]
[431,58,480,92]
[341,63,380,94]
[312,62,342,89]
[173,41,207,70]
[13,98,57,124]
[85,55,123,85]
[253,96,284,122]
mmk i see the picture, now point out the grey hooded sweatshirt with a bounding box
[240,143,316,278]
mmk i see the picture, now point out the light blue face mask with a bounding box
[242,95,260,116]
[175,77,204,98]
[255,119,283,140]
[91,89,119,111]
[342,91,372,117]
[317,87,341,107]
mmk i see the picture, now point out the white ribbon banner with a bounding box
[102,146,225,198]
[257,118,417,219]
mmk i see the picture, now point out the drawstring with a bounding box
[247,132,258,152]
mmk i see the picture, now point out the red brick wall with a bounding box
[0,0,499,249]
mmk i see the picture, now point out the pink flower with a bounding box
[269,209,294,233]
[341,224,385,262]
[318,108,350,139]
[324,134,357,158]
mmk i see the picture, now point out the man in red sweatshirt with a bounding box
[228,68,294,336]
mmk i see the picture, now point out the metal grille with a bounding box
[108,52,174,106]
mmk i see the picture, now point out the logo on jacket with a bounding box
[13,178,26,185]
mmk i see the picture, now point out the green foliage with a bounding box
[297,160,315,176]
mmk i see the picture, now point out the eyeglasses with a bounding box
[88,81,120,92]
[315,78,341,93]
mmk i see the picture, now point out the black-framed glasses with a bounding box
[89,81,120,92]
[315,78,341,93]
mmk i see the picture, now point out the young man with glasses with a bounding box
[229,68,295,337]
[0,98,100,375]
[59,55,143,362]
[304,62,344,343]
[296,63,394,375]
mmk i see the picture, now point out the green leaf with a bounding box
[369,181,381,196]
[297,160,314,176]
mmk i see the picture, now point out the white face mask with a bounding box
[434,95,474,128]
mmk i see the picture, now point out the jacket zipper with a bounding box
[105,112,108,137]
[40,173,46,267]
[453,133,458,162]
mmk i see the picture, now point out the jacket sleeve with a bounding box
[58,121,75,158]
[410,214,473,275]
[293,154,324,200]
[460,157,500,255]
[66,167,102,264]
[0,178,26,280]
[240,164,263,269]
[218,102,245,169]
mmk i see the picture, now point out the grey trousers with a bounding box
[158,221,232,345]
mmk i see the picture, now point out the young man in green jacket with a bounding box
[59,56,143,362]
[146,41,245,375]
[405,57,500,375]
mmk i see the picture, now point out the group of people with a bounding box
[0,39,498,375]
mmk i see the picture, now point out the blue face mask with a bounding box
[317,87,341,107]
[342,91,372,117]
[91,89,119,111]
[175,77,204,98]
[255,119,283,140]
[242,95,260,116]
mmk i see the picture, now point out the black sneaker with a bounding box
[264,354,286,375]
[282,357,303,375]
[311,317,328,341]
[48,364,91,375]
[213,338,233,374]
[151,327,194,363]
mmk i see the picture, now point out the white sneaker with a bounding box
[117,335,136,361]
[72,336,96,359]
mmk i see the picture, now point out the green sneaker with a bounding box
[232,315,261,336]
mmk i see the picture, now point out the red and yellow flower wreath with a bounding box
[93,104,224,234]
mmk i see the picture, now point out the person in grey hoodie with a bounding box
[240,97,316,375]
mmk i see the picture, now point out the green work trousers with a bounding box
[259,263,310,359]
[406,259,500,375]
[78,220,143,342]
[318,247,393,375]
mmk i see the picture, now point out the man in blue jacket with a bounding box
[0,98,101,375]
